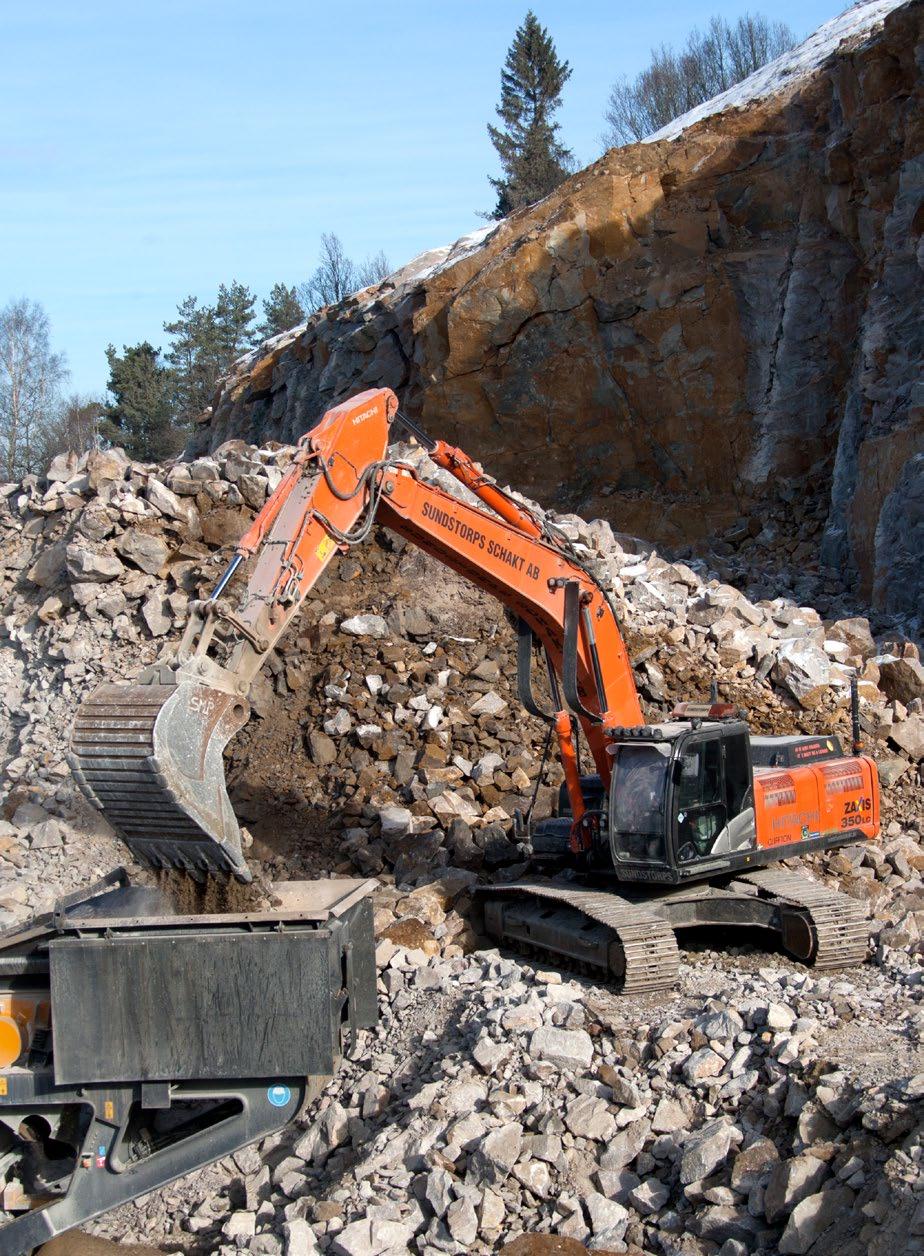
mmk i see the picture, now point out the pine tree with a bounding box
[487,11,573,219]
[257,284,305,341]
[101,342,179,462]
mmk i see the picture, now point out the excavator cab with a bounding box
[606,721,757,882]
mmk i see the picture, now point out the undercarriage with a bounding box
[481,868,870,994]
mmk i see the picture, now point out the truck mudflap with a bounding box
[68,680,252,880]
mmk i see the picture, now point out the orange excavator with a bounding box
[69,388,877,992]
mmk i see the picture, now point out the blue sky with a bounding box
[2,0,844,396]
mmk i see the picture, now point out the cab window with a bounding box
[724,733,752,815]
[676,738,726,859]
[677,739,722,809]
[610,743,670,864]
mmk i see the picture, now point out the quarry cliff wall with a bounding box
[192,0,923,622]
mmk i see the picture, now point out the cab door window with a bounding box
[723,732,752,814]
[676,738,726,858]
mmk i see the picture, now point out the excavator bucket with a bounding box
[68,680,252,880]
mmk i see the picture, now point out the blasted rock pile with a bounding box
[0,440,921,1254]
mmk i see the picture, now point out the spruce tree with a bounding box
[487,11,573,219]
[163,295,223,426]
[164,283,258,424]
[214,280,257,362]
[101,342,179,462]
[257,284,305,340]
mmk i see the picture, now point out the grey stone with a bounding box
[772,640,831,706]
[46,451,78,482]
[778,1186,855,1254]
[147,477,196,526]
[26,541,67,588]
[142,592,172,637]
[696,1009,744,1040]
[340,614,389,638]
[889,714,924,760]
[424,1167,454,1217]
[468,1122,522,1184]
[29,819,63,849]
[629,1177,670,1215]
[512,1158,551,1197]
[446,1195,478,1245]
[683,1047,726,1084]
[472,1036,511,1076]
[764,1156,829,1225]
[599,1118,650,1171]
[564,1094,616,1141]
[65,543,124,583]
[12,802,51,830]
[468,690,507,717]
[330,1218,415,1256]
[378,806,413,838]
[651,1097,689,1133]
[324,708,353,737]
[878,755,909,786]
[223,1211,256,1240]
[680,1120,739,1185]
[528,1026,593,1071]
[584,1191,628,1236]
[116,527,170,574]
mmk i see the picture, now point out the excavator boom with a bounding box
[69,389,641,878]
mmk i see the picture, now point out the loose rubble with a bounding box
[0,439,921,1254]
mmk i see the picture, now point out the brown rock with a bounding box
[879,656,924,705]
[889,715,924,761]
[499,1239,589,1256]
[85,448,129,490]
[307,730,337,765]
[381,917,439,953]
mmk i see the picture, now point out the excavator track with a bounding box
[68,682,250,879]
[734,868,870,969]
[481,883,680,994]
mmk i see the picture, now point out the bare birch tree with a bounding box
[0,299,69,479]
[603,13,795,146]
[299,233,358,312]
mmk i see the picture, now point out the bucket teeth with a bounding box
[69,681,251,881]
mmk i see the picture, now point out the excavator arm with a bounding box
[69,389,643,880]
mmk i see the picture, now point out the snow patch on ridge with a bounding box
[645,0,909,143]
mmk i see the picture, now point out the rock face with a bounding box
[191,0,922,622]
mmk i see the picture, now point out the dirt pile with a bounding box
[191,0,922,623]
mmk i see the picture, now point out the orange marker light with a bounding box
[0,1014,22,1069]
